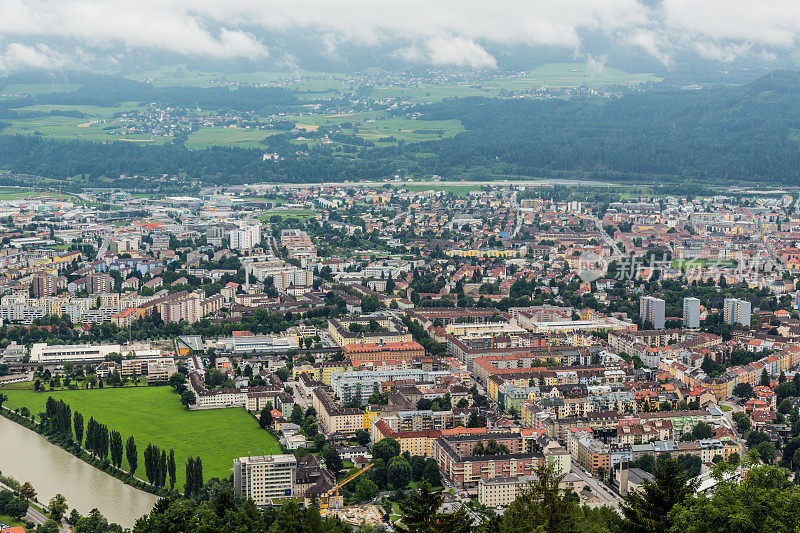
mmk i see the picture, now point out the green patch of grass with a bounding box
[670,259,738,269]
[0,513,27,528]
[720,405,733,412]
[1,386,281,487]
[0,380,35,390]
[184,127,279,149]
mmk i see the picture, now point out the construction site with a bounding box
[319,504,386,527]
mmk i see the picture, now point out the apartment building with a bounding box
[233,454,297,505]
[724,297,751,327]
[161,294,201,324]
[683,297,701,329]
[640,296,665,330]
[342,341,425,363]
[433,435,545,489]
[87,273,114,295]
[312,387,365,434]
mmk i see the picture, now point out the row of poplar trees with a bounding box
[143,444,177,489]
[41,396,203,494]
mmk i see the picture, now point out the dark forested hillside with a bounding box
[416,70,800,182]
[1,71,800,186]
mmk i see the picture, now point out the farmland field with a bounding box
[0,115,169,144]
[0,83,82,98]
[484,63,660,90]
[0,386,281,487]
[184,127,278,149]
[12,102,143,118]
[271,111,465,145]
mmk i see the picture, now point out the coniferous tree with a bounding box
[110,430,123,468]
[144,444,155,484]
[619,456,698,533]
[397,479,471,533]
[184,457,196,496]
[158,450,167,487]
[126,436,138,476]
[73,411,84,447]
[167,449,176,490]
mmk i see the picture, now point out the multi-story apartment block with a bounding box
[723,297,751,327]
[683,297,701,329]
[233,454,297,505]
[640,296,665,330]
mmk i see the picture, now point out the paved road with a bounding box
[0,480,67,532]
[287,380,311,410]
[594,217,622,259]
[569,466,623,507]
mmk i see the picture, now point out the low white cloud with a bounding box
[0,0,799,72]
[693,41,752,63]
[585,55,607,77]
[626,29,673,67]
[395,37,497,69]
[425,37,497,69]
[0,43,78,71]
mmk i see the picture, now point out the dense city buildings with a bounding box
[1,182,800,524]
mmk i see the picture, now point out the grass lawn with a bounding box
[0,513,26,528]
[0,386,281,488]
[270,111,464,146]
[720,405,733,412]
[390,501,402,523]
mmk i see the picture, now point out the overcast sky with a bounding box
[0,0,799,73]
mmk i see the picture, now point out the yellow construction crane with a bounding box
[320,462,374,509]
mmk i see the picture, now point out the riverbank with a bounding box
[1,386,281,487]
[0,406,170,499]
[0,415,158,529]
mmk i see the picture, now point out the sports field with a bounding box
[1,386,281,487]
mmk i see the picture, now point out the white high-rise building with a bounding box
[724,298,751,327]
[233,454,296,505]
[640,295,665,330]
[683,297,701,329]
[230,222,261,251]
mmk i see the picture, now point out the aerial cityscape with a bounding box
[2,2,800,533]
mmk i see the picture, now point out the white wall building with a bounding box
[233,455,297,505]
[723,297,751,327]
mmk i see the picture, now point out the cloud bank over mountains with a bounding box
[0,0,799,73]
